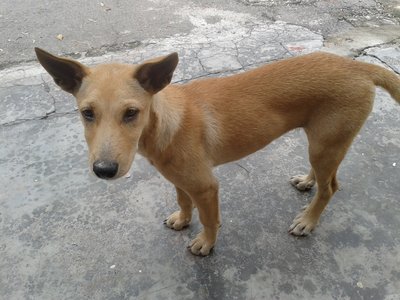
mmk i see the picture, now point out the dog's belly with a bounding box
[212,117,294,166]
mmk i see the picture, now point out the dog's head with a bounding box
[35,48,178,179]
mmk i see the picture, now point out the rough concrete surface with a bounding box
[0,1,400,300]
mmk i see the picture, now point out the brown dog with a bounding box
[35,48,400,255]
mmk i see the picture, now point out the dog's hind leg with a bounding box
[288,118,367,236]
[289,92,374,236]
[290,169,316,191]
[288,139,348,236]
[164,187,193,230]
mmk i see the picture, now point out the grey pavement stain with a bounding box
[0,5,400,300]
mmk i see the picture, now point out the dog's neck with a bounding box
[138,89,184,158]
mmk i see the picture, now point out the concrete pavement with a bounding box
[1,1,400,299]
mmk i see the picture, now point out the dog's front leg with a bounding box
[187,180,220,256]
[164,187,193,230]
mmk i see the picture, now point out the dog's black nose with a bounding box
[93,160,119,179]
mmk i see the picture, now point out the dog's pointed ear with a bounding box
[35,47,87,94]
[134,52,179,94]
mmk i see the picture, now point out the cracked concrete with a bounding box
[241,0,400,35]
[1,1,400,299]
[0,85,54,126]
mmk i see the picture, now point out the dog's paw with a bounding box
[163,211,191,230]
[188,231,215,256]
[290,174,315,191]
[288,208,317,236]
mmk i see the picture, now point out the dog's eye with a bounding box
[123,108,139,123]
[81,109,95,122]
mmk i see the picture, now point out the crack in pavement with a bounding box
[364,53,398,73]
[0,111,77,127]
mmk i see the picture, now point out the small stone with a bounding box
[393,163,397,167]
[356,281,363,288]
[56,34,64,41]
[110,265,115,269]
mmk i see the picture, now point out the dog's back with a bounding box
[174,52,400,165]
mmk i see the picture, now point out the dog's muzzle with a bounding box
[93,160,119,179]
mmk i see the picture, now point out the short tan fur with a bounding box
[35,48,400,256]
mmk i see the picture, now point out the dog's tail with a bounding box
[360,62,400,104]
